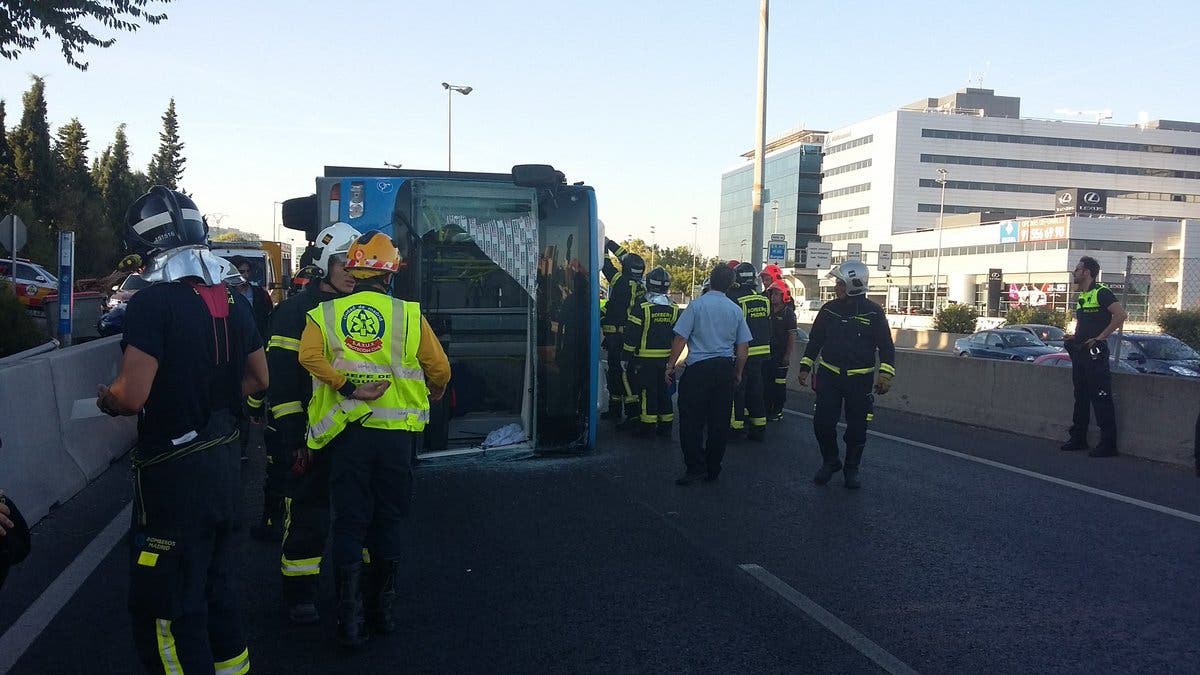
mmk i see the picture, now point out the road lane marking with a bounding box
[0,502,132,672]
[784,408,1200,525]
[740,563,920,675]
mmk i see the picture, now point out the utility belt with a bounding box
[132,410,239,526]
[817,359,876,377]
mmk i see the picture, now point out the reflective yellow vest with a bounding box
[306,292,429,449]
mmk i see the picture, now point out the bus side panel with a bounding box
[587,188,600,451]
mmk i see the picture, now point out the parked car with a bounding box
[1106,333,1200,378]
[1006,323,1066,348]
[0,258,58,310]
[954,329,1062,361]
[105,273,149,310]
[1031,352,1141,374]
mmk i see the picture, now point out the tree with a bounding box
[0,99,12,213]
[54,118,113,276]
[7,76,56,263]
[610,237,719,296]
[0,1,172,71]
[147,98,185,188]
[93,123,141,265]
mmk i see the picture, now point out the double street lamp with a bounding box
[441,82,473,171]
[933,167,949,311]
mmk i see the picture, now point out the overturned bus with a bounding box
[282,165,600,456]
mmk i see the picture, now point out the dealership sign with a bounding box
[1019,216,1069,243]
[1054,188,1107,216]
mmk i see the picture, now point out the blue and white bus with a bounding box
[282,165,601,455]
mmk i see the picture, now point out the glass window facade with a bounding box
[922,128,1200,156]
[719,143,822,262]
[920,153,1200,180]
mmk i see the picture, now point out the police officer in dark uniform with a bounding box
[1062,255,1127,457]
[796,260,895,489]
[252,222,359,626]
[601,238,645,422]
[620,267,680,437]
[98,186,267,674]
[728,262,772,441]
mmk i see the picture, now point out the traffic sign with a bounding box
[846,242,863,261]
[1,214,27,254]
[805,242,832,270]
[767,233,787,264]
[877,244,893,271]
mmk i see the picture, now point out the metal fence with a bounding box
[1118,256,1200,325]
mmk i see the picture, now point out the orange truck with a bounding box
[209,240,293,303]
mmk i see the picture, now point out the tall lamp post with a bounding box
[690,216,698,300]
[933,168,948,311]
[441,82,473,171]
[649,224,657,268]
[770,199,780,234]
[272,201,284,242]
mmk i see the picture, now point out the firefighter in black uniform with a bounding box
[620,267,680,437]
[1062,255,1127,457]
[252,222,359,626]
[99,187,267,674]
[796,260,895,489]
[728,262,772,441]
[765,280,798,421]
[601,238,645,422]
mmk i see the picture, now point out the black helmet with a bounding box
[645,266,671,294]
[734,261,759,290]
[125,185,207,257]
[622,253,645,280]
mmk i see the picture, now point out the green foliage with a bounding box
[147,98,185,188]
[0,0,173,71]
[0,285,49,357]
[933,303,979,334]
[211,229,260,242]
[1003,305,1070,329]
[1157,309,1200,351]
[614,237,719,295]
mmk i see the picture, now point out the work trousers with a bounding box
[1068,341,1117,450]
[732,355,767,430]
[129,422,249,675]
[812,369,873,465]
[259,426,291,528]
[280,447,333,591]
[633,358,674,424]
[329,423,415,567]
[678,357,735,477]
[764,355,789,417]
[605,342,637,414]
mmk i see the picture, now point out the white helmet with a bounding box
[313,222,360,276]
[829,260,868,296]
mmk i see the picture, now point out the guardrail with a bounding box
[0,336,135,524]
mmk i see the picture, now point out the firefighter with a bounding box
[796,260,895,489]
[299,231,450,648]
[99,186,266,674]
[728,262,772,441]
[619,267,680,437]
[765,281,798,421]
[249,223,359,626]
[600,237,645,422]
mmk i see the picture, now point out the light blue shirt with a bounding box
[674,290,752,365]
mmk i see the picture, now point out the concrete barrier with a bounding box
[798,322,970,354]
[788,348,1199,468]
[0,336,136,524]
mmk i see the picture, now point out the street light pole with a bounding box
[934,167,948,311]
[770,199,780,234]
[690,216,698,300]
[649,225,656,269]
[272,201,283,242]
[441,82,473,171]
[749,0,769,270]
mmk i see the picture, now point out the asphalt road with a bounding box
[2,392,1198,674]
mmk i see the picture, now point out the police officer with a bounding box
[796,260,895,489]
[620,267,680,437]
[1062,255,1126,457]
[98,186,266,674]
[765,281,798,421]
[601,238,645,422]
[299,231,450,648]
[250,223,358,627]
[728,262,772,441]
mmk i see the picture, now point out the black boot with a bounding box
[601,401,623,421]
[843,445,865,489]
[1060,437,1089,452]
[813,444,842,485]
[656,422,672,438]
[336,563,368,648]
[283,574,320,625]
[366,559,400,635]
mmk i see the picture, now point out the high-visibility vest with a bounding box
[1077,283,1108,312]
[305,292,429,449]
[737,293,772,358]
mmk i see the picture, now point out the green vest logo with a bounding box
[340,303,386,353]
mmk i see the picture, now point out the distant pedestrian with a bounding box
[666,263,751,485]
[1061,256,1126,457]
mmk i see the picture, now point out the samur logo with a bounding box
[340,304,386,353]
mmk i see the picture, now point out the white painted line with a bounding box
[784,408,1200,525]
[0,502,132,672]
[740,563,920,675]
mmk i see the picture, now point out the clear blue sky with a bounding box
[2,0,1197,254]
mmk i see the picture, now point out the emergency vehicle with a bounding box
[0,258,58,313]
[282,164,601,456]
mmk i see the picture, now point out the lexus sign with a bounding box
[1054,188,1107,215]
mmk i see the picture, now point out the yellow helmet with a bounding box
[345,231,402,278]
